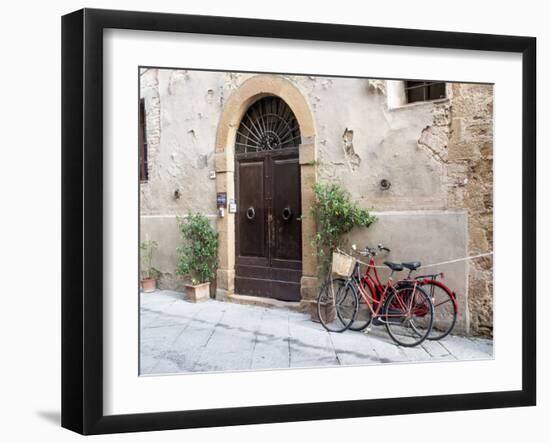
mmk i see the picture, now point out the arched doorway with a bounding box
[234,96,303,301]
[214,75,318,308]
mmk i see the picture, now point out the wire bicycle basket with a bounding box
[331,250,355,277]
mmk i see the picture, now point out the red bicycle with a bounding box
[349,245,458,340]
[318,246,434,347]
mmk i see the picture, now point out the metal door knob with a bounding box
[282,207,292,221]
[246,206,255,220]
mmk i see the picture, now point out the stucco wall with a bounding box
[349,210,469,333]
[140,70,451,215]
[139,68,493,336]
[140,68,219,216]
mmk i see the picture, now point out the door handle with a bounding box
[246,206,255,220]
[281,207,292,221]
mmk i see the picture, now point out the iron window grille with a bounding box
[235,96,301,154]
[405,81,446,104]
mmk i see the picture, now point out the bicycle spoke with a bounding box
[418,281,457,340]
[348,282,374,331]
[434,298,452,308]
[398,291,410,312]
[384,287,433,347]
[317,278,358,332]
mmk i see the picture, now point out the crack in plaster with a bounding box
[342,128,360,171]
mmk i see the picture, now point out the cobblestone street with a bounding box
[140,290,493,375]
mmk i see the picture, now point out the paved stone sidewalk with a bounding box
[140,290,493,375]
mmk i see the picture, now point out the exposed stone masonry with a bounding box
[447,83,494,336]
[412,83,494,336]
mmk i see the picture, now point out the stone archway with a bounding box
[214,75,318,308]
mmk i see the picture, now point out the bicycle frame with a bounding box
[349,261,421,320]
[362,257,385,302]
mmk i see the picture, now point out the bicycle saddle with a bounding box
[384,261,404,271]
[402,261,421,271]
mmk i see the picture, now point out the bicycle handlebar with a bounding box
[357,244,391,257]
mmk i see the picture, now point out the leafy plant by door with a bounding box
[176,213,219,285]
[310,183,377,275]
[140,240,160,280]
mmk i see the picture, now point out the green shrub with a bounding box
[311,183,377,274]
[176,213,219,285]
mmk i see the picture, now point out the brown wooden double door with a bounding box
[235,147,302,301]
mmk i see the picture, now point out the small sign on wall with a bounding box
[216,192,227,208]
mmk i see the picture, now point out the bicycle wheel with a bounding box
[317,278,358,333]
[383,286,433,347]
[348,281,374,331]
[420,281,457,340]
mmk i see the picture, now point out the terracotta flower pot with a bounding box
[184,282,210,303]
[141,278,157,293]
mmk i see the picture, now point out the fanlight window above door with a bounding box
[235,96,302,154]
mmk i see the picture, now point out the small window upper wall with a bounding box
[405,80,446,103]
[386,80,449,109]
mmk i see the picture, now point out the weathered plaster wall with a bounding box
[299,76,447,210]
[221,73,447,210]
[141,70,451,215]
[140,68,220,216]
[139,69,493,336]
[139,68,222,292]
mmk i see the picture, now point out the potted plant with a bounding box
[176,213,219,302]
[310,183,376,321]
[140,240,160,293]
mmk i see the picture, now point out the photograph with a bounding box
[138,68,494,375]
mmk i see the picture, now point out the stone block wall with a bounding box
[447,83,494,336]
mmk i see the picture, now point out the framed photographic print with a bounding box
[61,8,536,435]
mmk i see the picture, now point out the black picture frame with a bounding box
[61,8,537,435]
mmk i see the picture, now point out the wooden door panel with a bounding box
[235,148,302,302]
[234,278,271,299]
[236,160,266,260]
[269,280,303,301]
[272,157,302,263]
